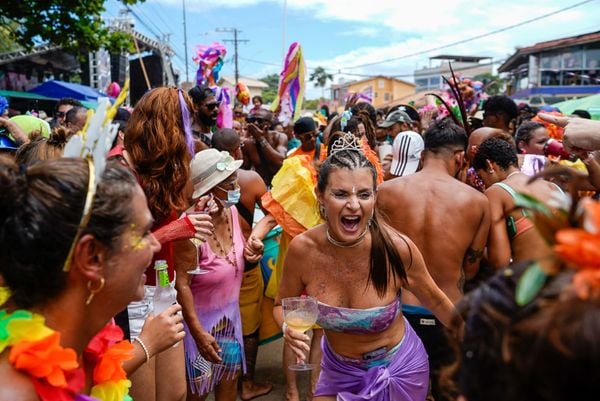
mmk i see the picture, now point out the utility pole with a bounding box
[217,28,249,86]
[182,0,189,83]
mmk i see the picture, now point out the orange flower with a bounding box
[9,332,79,388]
[93,340,134,383]
[572,269,600,300]
[554,228,600,270]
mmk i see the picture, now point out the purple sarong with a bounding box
[314,317,429,401]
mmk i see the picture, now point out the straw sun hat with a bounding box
[191,149,242,198]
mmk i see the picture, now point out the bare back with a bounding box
[377,170,490,305]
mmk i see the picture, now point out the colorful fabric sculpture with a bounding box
[270,42,306,126]
[192,43,232,128]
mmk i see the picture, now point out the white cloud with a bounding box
[151,0,600,99]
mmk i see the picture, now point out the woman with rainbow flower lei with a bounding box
[0,96,184,400]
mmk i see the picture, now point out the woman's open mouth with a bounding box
[341,215,361,233]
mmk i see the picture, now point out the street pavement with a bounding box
[207,337,312,401]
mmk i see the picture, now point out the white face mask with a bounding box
[216,186,241,208]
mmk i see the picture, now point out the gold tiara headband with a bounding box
[61,81,130,272]
[329,133,361,155]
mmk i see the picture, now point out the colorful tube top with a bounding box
[316,298,401,334]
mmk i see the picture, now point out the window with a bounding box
[584,44,600,85]
[378,79,385,89]
[384,93,390,101]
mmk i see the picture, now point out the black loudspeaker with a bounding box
[111,54,127,85]
[130,54,163,105]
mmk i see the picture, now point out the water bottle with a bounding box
[152,260,177,315]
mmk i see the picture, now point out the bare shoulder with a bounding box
[0,357,39,401]
[276,132,288,144]
[238,169,267,191]
[378,176,408,194]
[288,226,322,254]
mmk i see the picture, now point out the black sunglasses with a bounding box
[246,116,267,124]
[204,102,220,111]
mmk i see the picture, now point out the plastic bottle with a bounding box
[152,260,177,315]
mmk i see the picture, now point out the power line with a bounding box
[344,0,597,70]
[218,28,249,86]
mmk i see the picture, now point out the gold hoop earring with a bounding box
[86,277,105,305]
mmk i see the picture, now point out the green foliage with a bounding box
[515,262,547,306]
[0,0,143,53]
[473,72,504,96]
[259,73,279,104]
[303,98,320,110]
[309,66,333,88]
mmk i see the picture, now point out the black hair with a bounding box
[515,121,545,152]
[571,109,591,119]
[483,96,519,123]
[252,95,263,104]
[456,264,600,401]
[65,106,86,125]
[317,149,408,296]
[56,97,83,110]
[423,119,468,154]
[351,102,377,127]
[212,128,240,152]
[188,84,215,105]
[472,137,518,171]
[329,110,377,150]
[0,157,138,308]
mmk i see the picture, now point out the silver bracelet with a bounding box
[133,337,151,363]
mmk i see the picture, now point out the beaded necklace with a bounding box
[0,309,133,401]
[210,208,239,276]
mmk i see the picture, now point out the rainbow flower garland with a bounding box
[0,309,133,401]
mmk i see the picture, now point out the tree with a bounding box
[0,0,144,54]
[309,66,333,100]
[473,72,505,96]
[259,73,279,104]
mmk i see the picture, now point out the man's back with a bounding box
[378,169,490,305]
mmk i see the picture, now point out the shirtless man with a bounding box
[377,119,490,401]
[242,108,287,186]
[212,128,274,400]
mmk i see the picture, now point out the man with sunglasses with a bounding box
[189,84,220,149]
[242,108,287,186]
[288,116,326,161]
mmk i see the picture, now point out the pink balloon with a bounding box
[107,82,121,98]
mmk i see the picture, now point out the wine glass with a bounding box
[187,238,210,275]
[282,296,319,371]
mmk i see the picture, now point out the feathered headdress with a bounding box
[270,42,306,126]
[61,80,130,271]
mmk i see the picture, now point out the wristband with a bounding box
[258,138,268,147]
[133,337,151,363]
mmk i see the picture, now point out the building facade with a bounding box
[499,31,600,104]
[330,75,415,110]
[414,55,493,92]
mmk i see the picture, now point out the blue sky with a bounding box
[103,0,600,98]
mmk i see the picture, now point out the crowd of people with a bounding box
[0,80,599,401]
